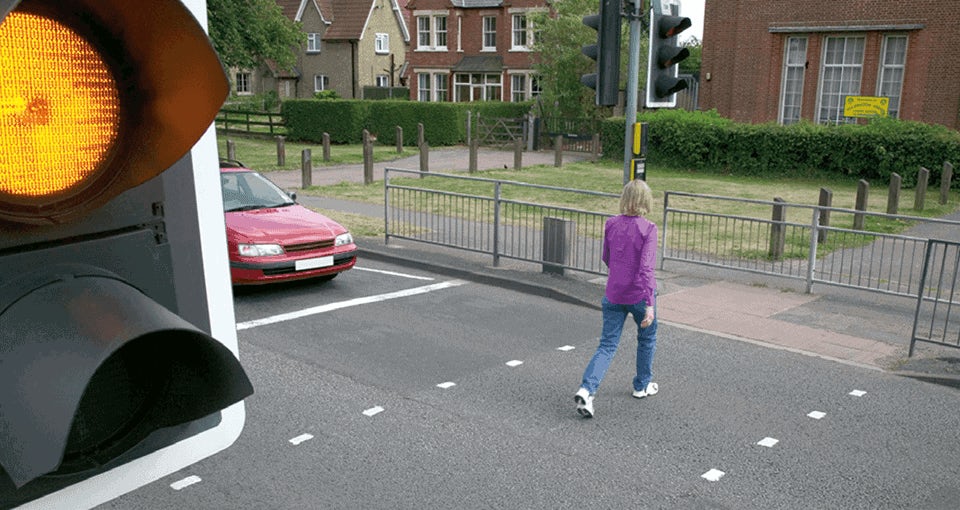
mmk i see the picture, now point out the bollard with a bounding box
[514,137,523,170]
[362,130,373,185]
[276,135,285,167]
[419,141,429,177]
[554,135,563,167]
[818,188,832,244]
[915,167,929,211]
[301,149,312,188]
[768,197,786,260]
[322,132,331,162]
[854,180,869,230]
[417,122,425,148]
[226,139,236,161]
[396,126,403,154]
[940,162,953,205]
[469,137,478,173]
[887,173,901,215]
[542,217,575,275]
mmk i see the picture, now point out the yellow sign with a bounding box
[844,96,889,118]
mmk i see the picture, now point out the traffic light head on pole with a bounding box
[0,0,253,508]
[580,0,622,106]
[645,0,691,108]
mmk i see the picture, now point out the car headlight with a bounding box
[238,243,284,257]
[335,232,353,247]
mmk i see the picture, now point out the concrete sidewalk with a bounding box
[267,146,960,387]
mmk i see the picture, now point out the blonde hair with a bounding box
[619,179,653,216]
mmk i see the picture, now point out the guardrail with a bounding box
[384,168,617,275]
[661,191,960,297]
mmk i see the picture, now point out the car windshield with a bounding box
[221,170,295,212]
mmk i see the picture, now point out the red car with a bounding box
[220,160,357,285]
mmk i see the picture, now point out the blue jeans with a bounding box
[580,296,657,395]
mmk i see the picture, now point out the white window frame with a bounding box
[235,71,251,95]
[511,14,529,50]
[877,34,907,119]
[307,33,321,53]
[375,33,390,54]
[415,12,448,51]
[816,35,865,125]
[314,74,329,92]
[509,71,540,102]
[375,74,389,88]
[416,71,449,102]
[453,73,503,102]
[482,16,497,51]
[778,36,807,125]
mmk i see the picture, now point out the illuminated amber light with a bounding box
[0,12,120,198]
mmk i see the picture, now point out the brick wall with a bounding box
[700,0,960,129]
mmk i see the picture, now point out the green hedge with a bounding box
[281,99,532,146]
[600,110,960,186]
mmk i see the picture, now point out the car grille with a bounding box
[284,239,335,252]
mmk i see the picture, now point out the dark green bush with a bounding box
[600,110,960,185]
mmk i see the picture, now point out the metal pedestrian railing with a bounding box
[661,191,960,298]
[911,239,960,355]
[384,168,617,275]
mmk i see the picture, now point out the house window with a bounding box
[482,17,497,51]
[453,73,502,102]
[307,33,321,53]
[314,74,329,92]
[376,74,389,87]
[878,34,907,119]
[510,73,541,102]
[817,36,864,125]
[375,33,390,54]
[779,37,807,125]
[417,72,448,101]
[416,14,448,50]
[235,71,251,95]
[511,14,533,50]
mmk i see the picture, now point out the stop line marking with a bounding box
[236,279,468,330]
[353,266,435,280]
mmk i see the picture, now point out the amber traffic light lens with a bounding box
[0,11,119,199]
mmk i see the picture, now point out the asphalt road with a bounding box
[98,259,960,510]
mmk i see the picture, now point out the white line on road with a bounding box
[506,360,523,367]
[363,406,385,417]
[289,433,314,445]
[849,389,867,397]
[354,266,435,280]
[557,345,576,351]
[757,437,779,448]
[236,279,467,330]
[170,475,202,491]
[701,469,725,482]
[437,382,457,389]
[807,411,826,420]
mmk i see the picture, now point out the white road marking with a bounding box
[757,437,779,448]
[170,475,202,491]
[849,389,867,397]
[289,433,314,445]
[236,279,467,330]
[557,345,576,351]
[363,406,385,417]
[807,411,826,420]
[437,382,456,389]
[701,469,725,482]
[354,266,435,280]
[506,360,523,367]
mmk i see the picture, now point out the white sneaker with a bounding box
[632,382,659,399]
[574,387,594,418]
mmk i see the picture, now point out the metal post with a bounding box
[622,0,643,184]
[383,169,390,244]
[660,191,670,271]
[493,182,501,267]
[806,208,820,294]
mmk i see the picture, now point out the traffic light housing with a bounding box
[0,0,253,508]
[581,0,622,106]
[645,2,691,107]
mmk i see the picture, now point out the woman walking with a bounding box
[575,179,659,418]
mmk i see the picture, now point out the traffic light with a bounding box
[581,0,623,106]
[0,0,253,508]
[645,1,692,107]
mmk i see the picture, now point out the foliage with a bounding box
[224,91,280,112]
[679,36,702,75]
[598,109,960,186]
[207,0,304,71]
[314,90,341,100]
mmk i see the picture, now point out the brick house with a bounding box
[237,0,410,100]
[404,0,545,102]
[698,0,960,129]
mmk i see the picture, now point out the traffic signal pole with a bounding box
[622,0,644,184]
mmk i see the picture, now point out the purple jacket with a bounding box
[602,215,658,307]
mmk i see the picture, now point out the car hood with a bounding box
[226,204,344,244]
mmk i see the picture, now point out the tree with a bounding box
[679,36,702,76]
[207,0,304,72]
